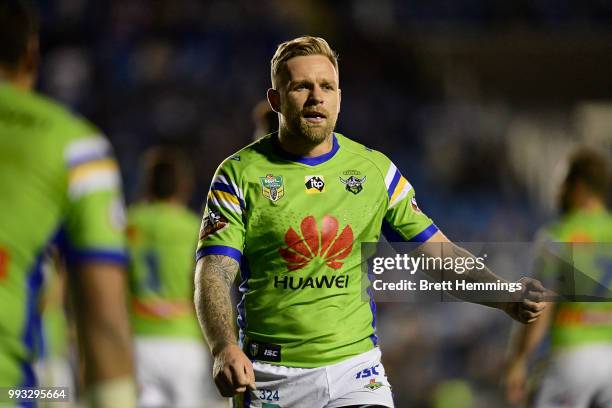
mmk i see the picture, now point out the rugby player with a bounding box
[0,1,135,406]
[505,149,612,407]
[194,36,546,408]
[127,148,224,407]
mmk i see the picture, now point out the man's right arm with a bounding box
[69,261,136,408]
[62,134,136,406]
[194,254,255,397]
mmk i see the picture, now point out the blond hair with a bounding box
[270,36,339,88]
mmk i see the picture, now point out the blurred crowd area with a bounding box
[35,1,612,407]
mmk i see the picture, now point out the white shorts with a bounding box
[235,347,394,408]
[534,344,612,408]
[135,337,227,408]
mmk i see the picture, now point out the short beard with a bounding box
[284,116,336,146]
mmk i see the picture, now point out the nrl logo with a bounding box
[339,175,366,195]
[260,174,285,202]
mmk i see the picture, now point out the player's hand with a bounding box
[212,343,256,397]
[502,277,547,323]
[503,357,528,405]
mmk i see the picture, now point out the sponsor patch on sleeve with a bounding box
[199,210,229,240]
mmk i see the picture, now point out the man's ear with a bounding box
[267,88,281,113]
[12,35,39,90]
[23,35,39,77]
[338,87,341,114]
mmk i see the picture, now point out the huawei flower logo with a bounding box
[279,215,354,271]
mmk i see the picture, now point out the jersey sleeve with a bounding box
[62,134,128,264]
[195,160,245,264]
[381,160,438,243]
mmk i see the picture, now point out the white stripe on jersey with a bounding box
[208,191,241,213]
[389,181,413,208]
[68,169,120,199]
[213,174,244,202]
[384,162,398,191]
[65,136,111,166]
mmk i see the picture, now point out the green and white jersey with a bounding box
[536,209,612,350]
[127,202,203,339]
[196,133,437,367]
[0,82,127,387]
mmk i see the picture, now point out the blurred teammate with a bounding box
[0,1,135,406]
[194,36,546,408]
[505,149,612,407]
[128,148,224,408]
[252,99,277,140]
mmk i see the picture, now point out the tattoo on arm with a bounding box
[194,255,240,354]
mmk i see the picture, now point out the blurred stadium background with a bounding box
[35,1,612,406]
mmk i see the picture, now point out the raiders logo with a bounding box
[339,175,366,195]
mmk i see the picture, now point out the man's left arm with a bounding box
[419,230,547,324]
[380,159,546,323]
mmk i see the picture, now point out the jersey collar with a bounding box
[273,133,340,166]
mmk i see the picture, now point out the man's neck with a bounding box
[277,128,334,158]
[149,196,185,206]
[578,198,606,213]
[0,68,33,91]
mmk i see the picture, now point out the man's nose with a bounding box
[307,85,324,104]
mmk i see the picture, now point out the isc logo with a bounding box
[355,364,380,379]
[305,176,325,193]
[264,349,278,357]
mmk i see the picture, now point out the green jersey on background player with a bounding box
[128,201,202,338]
[127,148,226,408]
[0,81,127,388]
[0,2,135,406]
[505,149,612,408]
[541,208,612,350]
